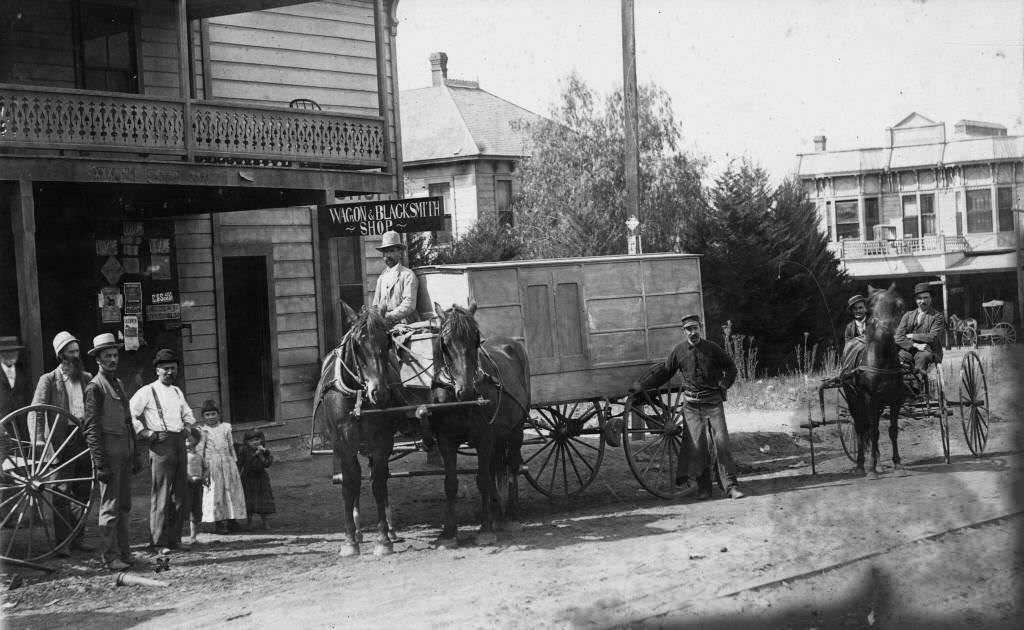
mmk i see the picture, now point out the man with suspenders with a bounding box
[130,348,197,552]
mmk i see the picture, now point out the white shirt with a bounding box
[2,363,16,388]
[60,369,85,419]
[130,380,195,434]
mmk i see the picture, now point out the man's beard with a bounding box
[63,357,84,379]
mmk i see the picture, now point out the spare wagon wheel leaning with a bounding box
[622,385,690,500]
[958,351,990,457]
[0,404,96,564]
[522,400,606,498]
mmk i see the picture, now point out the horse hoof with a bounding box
[893,462,904,470]
[500,520,524,533]
[331,474,344,485]
[851,467,865,475]
[338,544,360,557]
[434,536,458,550]
[387,531,401,544]
[355,531,364,544]
[475,531,498,546]
[373,543,393,557]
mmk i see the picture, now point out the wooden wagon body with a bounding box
[414,253,704,406]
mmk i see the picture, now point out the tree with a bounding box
[685,160,850,372]
[409,213,523,267]
[515,74,707,258]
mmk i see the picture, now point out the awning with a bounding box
[945,252,1018,274]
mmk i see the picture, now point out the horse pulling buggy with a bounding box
[311,253,708,553]
[816,286,991,473]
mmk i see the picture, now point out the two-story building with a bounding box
[797,113,1023,329]
[1,0,402,441]
[399,52,541,242]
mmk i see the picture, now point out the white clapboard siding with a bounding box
[3,2,76,88]
[175,214,218,411]
[140,5,182,98]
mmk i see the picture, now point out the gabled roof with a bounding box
[892,112,937,128]
[400,82,543,164]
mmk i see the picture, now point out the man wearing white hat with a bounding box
[82,333,136,570]
[371,230,419,325]
[29,332,95,556]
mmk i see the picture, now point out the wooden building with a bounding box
[0,0,403,442]
[400,51,541,241]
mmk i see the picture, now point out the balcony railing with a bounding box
[836,235,970,259]
[0,84,386,168]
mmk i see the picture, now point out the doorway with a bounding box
[222,256,273,423]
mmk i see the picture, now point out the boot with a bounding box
[97,525,130,570]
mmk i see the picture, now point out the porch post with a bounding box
[176,0,193,160]
[10,180,42,378]
[940,273,950,349]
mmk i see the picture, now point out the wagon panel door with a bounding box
[520,268,558,374]
[552,266,588,371]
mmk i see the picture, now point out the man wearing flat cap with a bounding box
[30,331,96,556]
[895,282,946,375]
[372,230,419,325]
[130,348,196,552]
[841,294,870,375]
[82,333,136,569]
[629,313,745,500]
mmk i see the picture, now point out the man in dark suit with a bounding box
[841,294,869,374]
[1,336,32,434]
[895,282,946,374]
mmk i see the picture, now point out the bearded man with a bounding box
[30,331,96,555]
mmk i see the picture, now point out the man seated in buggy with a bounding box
[840,293,869,375]
[894,282,946,394]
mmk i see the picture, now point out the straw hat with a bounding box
[375,230,405,250]
[52,331,78,358]
[88,333,122,356]
[0,336,24,352]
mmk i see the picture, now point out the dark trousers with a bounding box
[682,401,739,489]
[898,348,938,373]
[97,434,132,558]
[149,432,190,547]
[54,442,93,544]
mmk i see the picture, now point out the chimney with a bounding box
[429,52,448,87]
[813,135,827,152]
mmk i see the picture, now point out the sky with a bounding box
[394,0,1024,180]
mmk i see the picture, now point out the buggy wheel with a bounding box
[522,400,605,498]
[622,386,688,499]
[992,322,1016,345]
[927,364,950,464]
[835,389,857,463]
[959,351,990,456]
[1,404,95,563]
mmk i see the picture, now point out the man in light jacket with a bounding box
[371,230,419,325]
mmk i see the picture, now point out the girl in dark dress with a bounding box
[237,429,275,529]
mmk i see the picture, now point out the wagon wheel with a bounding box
[522,400,605,498]
[959,351,990,456]
[992,322,1016,345]
[1,404,95,563]
[622,386,689,499]
[924,364,950,464]
[834,389,858,463]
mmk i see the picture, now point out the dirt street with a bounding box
[3,367,1022,629]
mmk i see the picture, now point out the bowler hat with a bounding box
[375,230,405,251]
[847,295,866,310]
[243,428,265,444]
[152,348,179,367]
[680,313,701,326]
[88,333,122,356]
[0,336,24,352]
[201,399,219,414]
[52,331,79,358]
[913,282,933,297]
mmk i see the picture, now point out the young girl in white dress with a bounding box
[198,400,247,533]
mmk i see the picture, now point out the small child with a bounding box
[198,400,248,534]
[237,429,275,530]
[184,427,207,545]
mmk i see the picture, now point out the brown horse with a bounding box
[428,302,530,548]
[844,284,907,477]
[314,303,396,556]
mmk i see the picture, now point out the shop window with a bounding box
[920,194,936,235]
[965,189,993,233]
[77,2,138,93]
[863,197,880,239]
[496,179,513,227]
[428,182,452,244]
[901,195,919,238]
[997,187,1013,232]
[835,199,859,240]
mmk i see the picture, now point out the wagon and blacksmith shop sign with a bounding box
[319,196,445,236]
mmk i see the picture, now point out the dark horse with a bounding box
[843,284,908,477]
[428,302,530,548]
[314,303,397,556]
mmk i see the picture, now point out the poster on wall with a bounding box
[99,287,123,324]
[95,240,118,256]
[124,282,143,315]
[123,315,140,351]
[151,254,171,280]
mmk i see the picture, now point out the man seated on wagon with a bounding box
[629,314,745,500]
[894,282,946,378]
[840,294,869,375]
[372,230,419,327]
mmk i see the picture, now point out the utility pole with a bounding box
[621,0,641,254]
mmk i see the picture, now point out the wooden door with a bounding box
[222,256,273,423]
[326,236,364,349]
[520,266,588,375]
